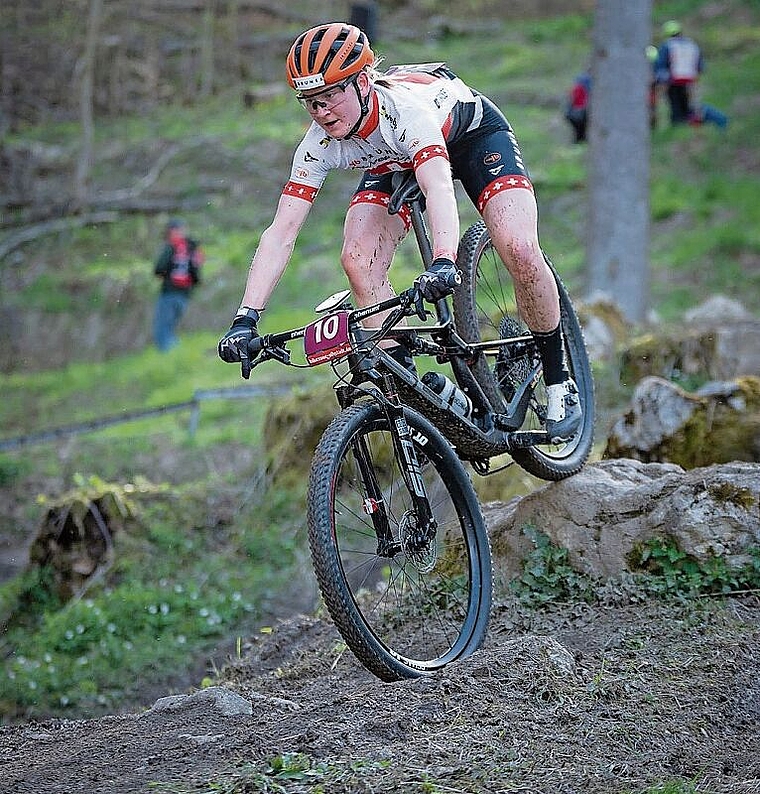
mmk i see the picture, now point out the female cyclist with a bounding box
[218,22,581,441]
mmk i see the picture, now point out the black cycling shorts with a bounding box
[353,95,533,216]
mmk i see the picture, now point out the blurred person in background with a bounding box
[564,70,591,143]
[153,219,204,352]
[655,19,703,125]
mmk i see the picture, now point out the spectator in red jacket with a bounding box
[153,219,204,352]
[564,71,591,143]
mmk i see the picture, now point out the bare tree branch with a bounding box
[0,212,119,261]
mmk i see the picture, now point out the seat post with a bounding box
[409,202,433,268]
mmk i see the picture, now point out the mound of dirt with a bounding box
[3,593,759,793]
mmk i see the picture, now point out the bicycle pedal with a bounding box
[508,430,550,448]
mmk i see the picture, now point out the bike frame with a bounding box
[247,173,552,463]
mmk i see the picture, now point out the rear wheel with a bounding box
[452,221,594,480]
[307,401,492,681]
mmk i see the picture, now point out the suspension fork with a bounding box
[380,373,437,549]
[336,384,400,557]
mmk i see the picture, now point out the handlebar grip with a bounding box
[248,335,265,356]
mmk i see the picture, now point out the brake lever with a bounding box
[396,286,426,321]
[268,345,290,365]
[241,344,290,378]
[411,288,430,322]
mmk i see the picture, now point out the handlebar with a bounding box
[240,284,452,378]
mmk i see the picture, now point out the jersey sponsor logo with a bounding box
[379,104,398,129]
[319,136,331,148]
[304,151,319,162]
[488,165,505,176]
[295,168,309,179]
[483,152,502,165]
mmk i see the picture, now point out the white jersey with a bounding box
[283,64,483,204]
[667,37,702,83]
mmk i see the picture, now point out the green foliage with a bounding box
[148,753,393,793]
[0,477,302,723]
[513,530,760,606]
[511,526,596,604]
[0,566,62,631]
[0,454,30,485]
[630,536,760,597]
[627,778,700,794]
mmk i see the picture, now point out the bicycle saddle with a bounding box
[388,171,425,215]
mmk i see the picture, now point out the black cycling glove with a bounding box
[218,309,260,378]
[415,257,462,302]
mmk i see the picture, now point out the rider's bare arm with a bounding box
[239,194,312,312]
[414,156,460,262]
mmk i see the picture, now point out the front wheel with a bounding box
[452,221,595,481]
[307,401,492,681]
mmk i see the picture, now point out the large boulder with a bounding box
[485,458,760,580]
[620,296,760,385]
[603,375,760,467]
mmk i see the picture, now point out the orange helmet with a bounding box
[286,23,374,92]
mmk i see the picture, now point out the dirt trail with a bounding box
[3,595,759,794]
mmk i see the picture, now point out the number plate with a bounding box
[303,311,353,366]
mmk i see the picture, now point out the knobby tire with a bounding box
[307,401,492,681]
[452,220,595,480]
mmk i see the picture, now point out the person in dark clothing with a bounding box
[564,71,591,143]
[153,219,204,351]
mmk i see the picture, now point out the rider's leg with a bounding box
[341,193,415,369]
[481,186,581,440]
[481,187,564,379]
[341,197,406,314]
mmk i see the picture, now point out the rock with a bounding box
[578,297,631,363]
[604,375,760,467]
[485,458,760,580]
[620,297,760,384]
[145,686,252,717]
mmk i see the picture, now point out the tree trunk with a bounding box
[74,0,105,206]
[586,0,652,323]
[199,0,215,99]
[227,0,243,80]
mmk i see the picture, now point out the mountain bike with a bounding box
[243,171,594,681]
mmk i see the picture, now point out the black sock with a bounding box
[532,324,566,386]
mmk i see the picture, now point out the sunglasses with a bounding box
[296,76,358,113]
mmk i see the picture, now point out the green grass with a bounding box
[0,477,305,722]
